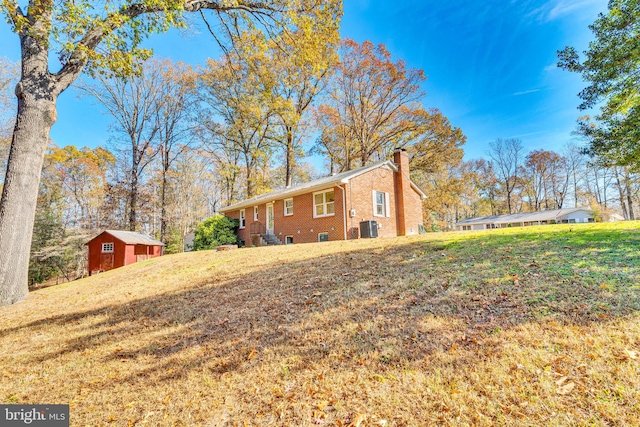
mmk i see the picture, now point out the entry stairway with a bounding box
[249,222,282,246]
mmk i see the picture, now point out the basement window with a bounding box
[102,243,114,253]
[318,232,329,242]
[285,235,294,244]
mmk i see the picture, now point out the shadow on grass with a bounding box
[5,227,640,380]
[6,224,638,390]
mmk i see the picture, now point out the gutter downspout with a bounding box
[338,184,347,240]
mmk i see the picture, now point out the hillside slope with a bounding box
[1,222,639,426]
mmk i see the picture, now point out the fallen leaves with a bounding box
[626,349,639,360]
[613,349,640,362]
[555,376,576,395]
[348,413,366,427]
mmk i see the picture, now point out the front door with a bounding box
[266,203,274,233]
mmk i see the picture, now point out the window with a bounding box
[318,232,329,242]
[239,209,246,228]
[313,190,334,217]
[462,225,471,231]
[254,206,259,221]
[102,242,114,253]
[284,198,293,216]
[372,191,390,217]
[285,235,294,245]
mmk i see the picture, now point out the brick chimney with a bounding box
[394,147,410,236]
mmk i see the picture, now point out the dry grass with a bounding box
[1,221,639,426]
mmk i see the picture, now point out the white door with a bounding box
[266,203,274,233]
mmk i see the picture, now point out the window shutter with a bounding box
[372,190,377,216]
[385,192,391,217]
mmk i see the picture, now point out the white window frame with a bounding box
[318,232,329,242]
[253,206,259,221]
[372,190,390,217]
[239,209,246,229]
[313,189,335,218]
[102,242,114,253]
[284,198,294,216]
[285,235,294,245]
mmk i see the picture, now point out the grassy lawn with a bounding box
[1,221,639,426]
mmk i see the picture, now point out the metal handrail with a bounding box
[249,221,266,235]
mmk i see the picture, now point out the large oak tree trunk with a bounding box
[0,85,57,305]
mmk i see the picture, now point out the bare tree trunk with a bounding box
[285,127,294,188]
[613,166,628,219]
[623,167,635,220]
[160,163,168,242]
[129,168,138,231]
[0,84,57,305]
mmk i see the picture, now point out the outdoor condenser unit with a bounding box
[359,220,378,238]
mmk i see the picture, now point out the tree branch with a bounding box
[53,0,287,94]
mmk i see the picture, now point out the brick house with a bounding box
[220,149,426,245]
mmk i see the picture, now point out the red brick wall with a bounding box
[225,186,346,245]
[402,186,424,235]
[223,160,425,245]
[345,166,398,238]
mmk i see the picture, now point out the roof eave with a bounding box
[220,161,399,213]
[219,180,343,213]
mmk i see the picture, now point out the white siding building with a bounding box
[455,208,597,231]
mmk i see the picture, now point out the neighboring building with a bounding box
[220,149,426,246]
[455,207,597,231]
[183,232,195,252]
[87,230,165,275]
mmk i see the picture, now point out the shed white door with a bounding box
[266,203,274,233]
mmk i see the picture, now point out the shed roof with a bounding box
[93,230,165,246]
[456,207,593,226]
[220,160,426,212]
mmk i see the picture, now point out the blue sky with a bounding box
[0,0,607,162]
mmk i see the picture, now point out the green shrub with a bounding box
[192,215,239,250]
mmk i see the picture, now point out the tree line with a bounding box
[0,0,638,305]
[1,33,468,286]
[427,138,638,231]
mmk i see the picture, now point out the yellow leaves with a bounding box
[315,400,329,411]
[371,374,386,383]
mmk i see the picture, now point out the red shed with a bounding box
[87,230,165,275]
